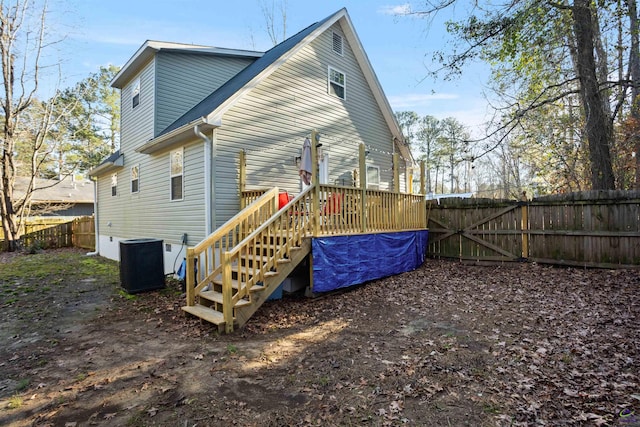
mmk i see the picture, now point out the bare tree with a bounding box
[0,0,61,251]
[260,0,288,46]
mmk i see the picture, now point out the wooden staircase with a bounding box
[181,186,313,333]
[182,237,310,331]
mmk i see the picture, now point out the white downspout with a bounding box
[86,177,100,256]
[195,124,214,236]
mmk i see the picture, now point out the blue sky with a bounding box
[50,0,491,131]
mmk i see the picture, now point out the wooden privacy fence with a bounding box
[427,190,640,268]
[0,216,95,251]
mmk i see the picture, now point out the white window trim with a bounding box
[131,164,139,194]
[332,31,343,56]
[328,66,346,100]
[170,148,184,201]
[367,165,380,190]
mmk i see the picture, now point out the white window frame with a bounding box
[131,78,140,109]
[367,165,380,190]
[332,31,343,56]
[111,173,117,197]
[328,66,346,100]
[170,148,184,201]
[131,164,139,194]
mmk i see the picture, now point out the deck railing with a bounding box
[186,187,280,307]
[241,184,427,236]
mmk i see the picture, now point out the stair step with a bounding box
[199,290,252,307]
[212,277,266,292]
[182,305,225,325]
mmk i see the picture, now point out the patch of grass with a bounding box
[226,344,238,354]
[482,403,501,414]
[118,289,137,301]
[7,395,23,409]
[126,410,145,426]
[15,378,29,392]
[75,372,87,382]
[4,298,18,305]
[0,251,119,285]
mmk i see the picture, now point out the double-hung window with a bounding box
[170,149,183,201]
[111,173,117,196]
[367,165,380,190]
[132,78,140,108]
[131,165,139,193]
[328,67,346,100]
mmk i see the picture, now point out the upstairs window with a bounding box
[170,148,183,201]
[328,67,346,100]
[131,165,139,193]
[332,32,343,56]
[111,173,118,196]
[132,78,140,108]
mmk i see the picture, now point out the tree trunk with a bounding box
[572,0,616,189]
[627,0,640,189]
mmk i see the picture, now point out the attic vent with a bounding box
[332,32,343,56]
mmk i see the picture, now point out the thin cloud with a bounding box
[378,4,412,16]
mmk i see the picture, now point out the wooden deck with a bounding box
[183,131,428,333]
[182,184,427,333]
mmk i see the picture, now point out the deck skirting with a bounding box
[311,230,429,293]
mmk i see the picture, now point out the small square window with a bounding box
[111,173,117,196]
[332,32,343,56]
[132,78,140,108]
[131,165,139,193]
[328,67,346,100]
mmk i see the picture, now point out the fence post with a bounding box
[520,192,529,259]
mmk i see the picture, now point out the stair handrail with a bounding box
[219,186,314,330]
[185,187,280,306]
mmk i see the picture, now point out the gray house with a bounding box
[90,8,427,331]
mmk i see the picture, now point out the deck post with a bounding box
[239,150,246,209]
[393,152,400,192]
[393,152,400,226]
[186,248,196,306]
[359,143,367,232]
[420,160,426,196]
[311,130,320,237]
[222,252,234,333]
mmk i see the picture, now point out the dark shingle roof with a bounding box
[158,9,342,136]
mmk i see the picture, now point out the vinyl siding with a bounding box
[214,22,403,226]
[96,139,207,246]
[155,52,255,136]
[120,60,156,152]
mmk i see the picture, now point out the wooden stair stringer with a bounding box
[234,238,311,328]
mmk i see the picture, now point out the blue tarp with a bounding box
[312,230,429,293]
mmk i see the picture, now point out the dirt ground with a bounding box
[0,248,639,426]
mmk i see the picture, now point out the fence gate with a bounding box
[428,199,525,262]
[427,192,640,268]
